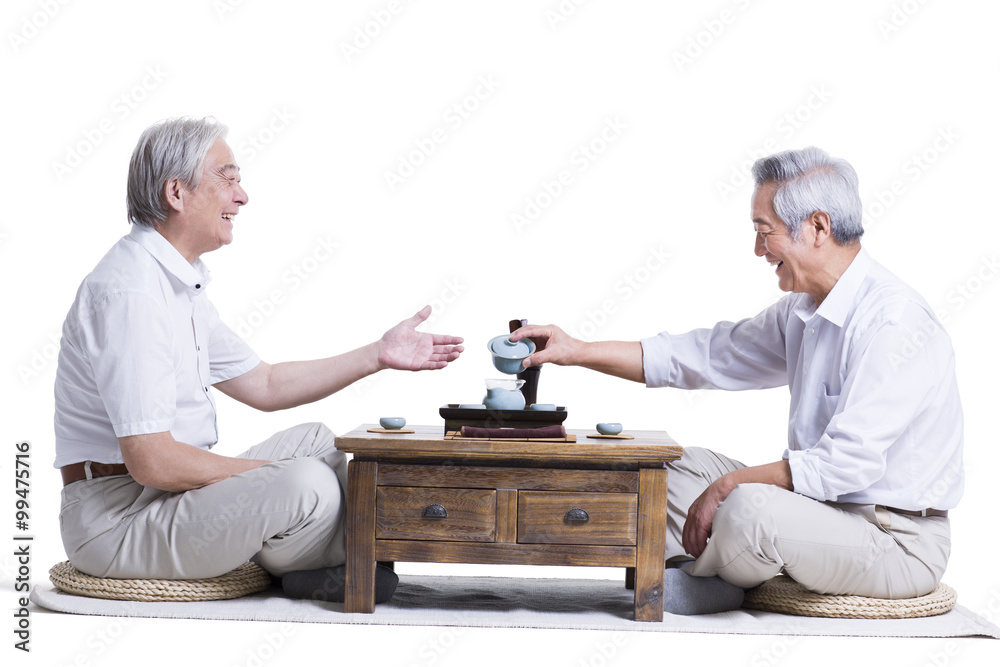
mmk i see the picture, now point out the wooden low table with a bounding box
[335,424,682,621]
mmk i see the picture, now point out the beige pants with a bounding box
[59,422,348,579]
[667,447,951,598]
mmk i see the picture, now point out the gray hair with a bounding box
[126,117,228,227]
[751,147,863,245]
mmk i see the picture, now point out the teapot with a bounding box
[483,378,526,410]
[487,335,535,375]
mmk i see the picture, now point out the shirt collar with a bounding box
[128,223,212,294]
[812,246,872,327]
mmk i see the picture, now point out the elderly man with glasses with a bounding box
[512,147,963,614]
[54,117,464,603]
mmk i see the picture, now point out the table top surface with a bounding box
[335,424,683,465]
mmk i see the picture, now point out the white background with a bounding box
[2,0,998,664]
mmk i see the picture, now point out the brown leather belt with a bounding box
[61,461,130,486]
[882,506,949,518]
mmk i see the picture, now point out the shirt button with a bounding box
[810,328,815,334]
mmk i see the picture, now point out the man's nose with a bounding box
[754,233,766,256]
[235,183,249,206]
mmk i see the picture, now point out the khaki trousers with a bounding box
[59,422,348,579]
[667,447,951,598]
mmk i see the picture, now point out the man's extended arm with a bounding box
[214,306,463,411]
[125,306,462,493]
[511,324,645,383]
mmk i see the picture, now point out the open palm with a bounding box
[377,306,464,371]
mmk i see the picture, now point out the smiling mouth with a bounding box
[769,259,784,271]
[221,213,235,220]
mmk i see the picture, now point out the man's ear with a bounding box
[163,178,185,214]
[808,210,832,247]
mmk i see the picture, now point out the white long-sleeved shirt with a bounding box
[641,248,963,510]
[53,223,260,468]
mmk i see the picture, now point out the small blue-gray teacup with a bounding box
[529,404,557,411]
[379,417,406,430]
[596,422,622,435]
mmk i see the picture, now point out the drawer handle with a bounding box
[422,503,448,518]
[564,508,590,523]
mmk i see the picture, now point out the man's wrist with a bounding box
[571,339,594,367]
[714,472,740,499]
[370,340,388,373]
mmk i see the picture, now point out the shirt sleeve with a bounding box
[786,304,947,501]
[82,291,177,438]
[640,299,790,390]
[206,302,260,384]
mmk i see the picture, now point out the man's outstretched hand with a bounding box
[376,305,464,371]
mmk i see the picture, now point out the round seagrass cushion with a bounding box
[742,575,957,619]
[49,561,271,602]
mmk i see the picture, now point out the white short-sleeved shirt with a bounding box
[641,248,964,511]
[54,224,260,468]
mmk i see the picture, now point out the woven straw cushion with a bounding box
[743,575,957,619]
[49,561,271,602]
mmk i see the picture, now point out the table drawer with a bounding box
[517,491,637,546]
[376,486,496,542]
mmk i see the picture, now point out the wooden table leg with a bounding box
[345,459,377,613]
[634,466,667,621]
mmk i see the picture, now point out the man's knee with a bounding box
[261,457,343,510]
[299,422,341,458]
[304,421,334,441]
[714,483,783,537]
[669,446,711,475]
